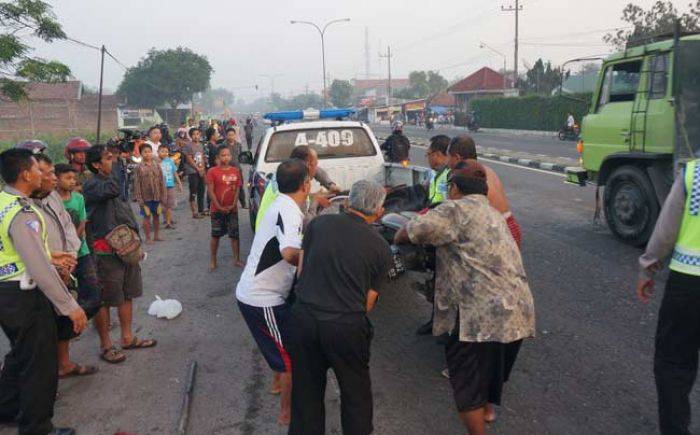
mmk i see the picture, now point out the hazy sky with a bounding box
[30,0,667,101]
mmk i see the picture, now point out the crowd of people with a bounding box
[0,112,695,435]
[232,131,535,435]
[0,115,253,435]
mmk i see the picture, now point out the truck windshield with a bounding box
[265,127,377,162]
[599,61,642,107]
[675,40,700,160]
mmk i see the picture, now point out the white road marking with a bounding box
[412,143,566,177]
[480,157,566,177]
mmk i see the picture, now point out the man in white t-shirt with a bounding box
[566,113,575,132]
[236,158,310,426]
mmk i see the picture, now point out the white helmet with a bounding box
[392,121,403,131]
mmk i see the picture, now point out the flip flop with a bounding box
[122,336,157,350]
[100,346,126,364]
[59,364,99,379]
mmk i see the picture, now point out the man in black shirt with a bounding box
[380,121,411,163]
[288,180,393,435]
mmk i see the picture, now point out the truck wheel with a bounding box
[604,165,660,247]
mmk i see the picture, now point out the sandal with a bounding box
[122,336,157,350]
[59,364,99,379]
[100,347,126,364]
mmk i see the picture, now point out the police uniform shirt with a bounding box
[4,186,79,316]
[32,191,82,254]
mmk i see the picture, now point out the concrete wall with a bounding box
[0,96,118,142]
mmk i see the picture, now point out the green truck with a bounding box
[566,32,700,246]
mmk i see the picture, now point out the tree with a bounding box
[604,1,700,48]
[195,87,234,115]
[329,79,353,107]
[0,0,71,100]
[518,59,562,95]
[427,71,449,95]
[395,70,448,100]
[117,47,212,108]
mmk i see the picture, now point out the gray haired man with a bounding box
[288,180,393,435]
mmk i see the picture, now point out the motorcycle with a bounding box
[467,112,480,132]
[558,124,580,141]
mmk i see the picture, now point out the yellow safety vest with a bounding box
[0,191,49,281]
[670,159,700,276]
[429,167,449,205]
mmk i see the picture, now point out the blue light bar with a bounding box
[263,108,356,121]
[264,110,303,121]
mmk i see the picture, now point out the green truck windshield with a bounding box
[675,40,700,161]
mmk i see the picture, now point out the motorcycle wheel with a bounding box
[558,130,566,141]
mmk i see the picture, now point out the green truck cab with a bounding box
[567,33,700,246]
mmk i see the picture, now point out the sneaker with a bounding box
[441,368,450,379]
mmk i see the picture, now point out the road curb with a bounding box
[408,140,568,174]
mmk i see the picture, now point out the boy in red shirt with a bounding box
[206,146,244,271]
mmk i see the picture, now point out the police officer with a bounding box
[426,135,451,206]
[0,149,87,435]
[638,160,700,435]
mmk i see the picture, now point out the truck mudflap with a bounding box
[383,162,432,188]
[565,166,589,186]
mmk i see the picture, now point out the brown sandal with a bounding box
[59,364,99,378]
[122,336,157,350]
[100,347,126,364]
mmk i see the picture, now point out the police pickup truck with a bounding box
[239,109,430,229]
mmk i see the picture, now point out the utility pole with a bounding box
[96,45,106,145]
[379,45,392,106]
[501,0,523,89]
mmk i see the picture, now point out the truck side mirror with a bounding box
[238,151,253,165]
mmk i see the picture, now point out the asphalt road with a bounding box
[372,124,580,161]
[1,127,698,434]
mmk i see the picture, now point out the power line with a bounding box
[63,36,101,51]
[104,49,129,71]
[521,26,633,42]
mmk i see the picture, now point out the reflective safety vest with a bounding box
[0,191,49,281]
[254,175,312,231]
[255,178,279,230]
[429,167,449,205]
[670,159,700,276]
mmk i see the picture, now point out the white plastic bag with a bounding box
[148,295,182,320]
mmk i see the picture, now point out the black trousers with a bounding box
[288,304,374,435]
[0,284,58,435]
[654,271,700,435]
[188,173,205,213]
[245,134,253,151]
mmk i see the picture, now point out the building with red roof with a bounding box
[448,67,515,111]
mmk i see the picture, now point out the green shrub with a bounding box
[0,131,114,164]
[469,94,591,131]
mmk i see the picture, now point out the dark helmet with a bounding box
[64,137,92,160]
[14,140,47,154]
